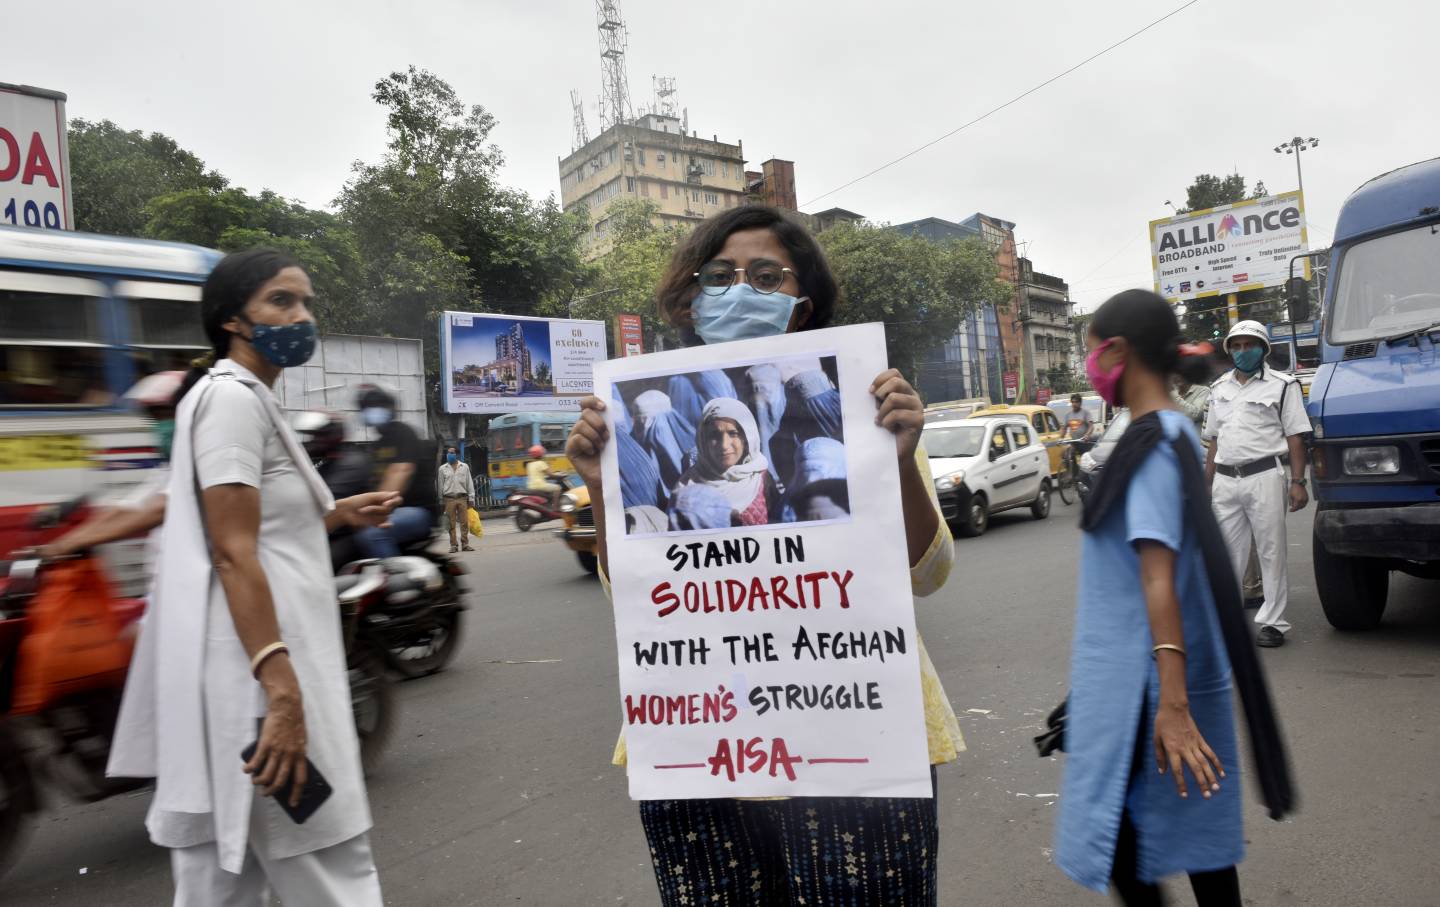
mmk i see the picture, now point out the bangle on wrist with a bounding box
[1152,643,1186,659]
[250,641,290,679]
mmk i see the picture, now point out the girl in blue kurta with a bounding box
[1056,290,1245,906]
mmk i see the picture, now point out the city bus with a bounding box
[483,411,579,505]
[0,225,222,593]
[1266,317,1322,397]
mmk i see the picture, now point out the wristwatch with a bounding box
[1290,478,1307,488]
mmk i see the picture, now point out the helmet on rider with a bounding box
[124,370,187,415]
[528,444,546,459]
[293,409,348,460]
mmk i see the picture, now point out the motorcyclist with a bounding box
[33,370,183,560]
[356,384,438,557]
[525,444,564,509]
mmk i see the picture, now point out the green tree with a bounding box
[67,119,227,236]
[1182,173,1249,213]
[550,199,686,352]
[816,222,1012,379]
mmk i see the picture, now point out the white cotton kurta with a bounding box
[108,360,371,874]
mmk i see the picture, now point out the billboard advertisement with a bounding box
[440,311,607,413]
[616,313,644,357]
[0,83,71,230]
[1150,190,1308,302]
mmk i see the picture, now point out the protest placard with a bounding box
[593,323,931,800]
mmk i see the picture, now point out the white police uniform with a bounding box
[1203,332,1311,637]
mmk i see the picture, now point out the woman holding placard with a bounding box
[566,205,961,907]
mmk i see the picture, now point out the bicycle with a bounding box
[1055,439,1090,505]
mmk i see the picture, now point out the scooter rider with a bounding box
[525,444,563,510]
[1204,320,1312,648]
[357,385,437,558]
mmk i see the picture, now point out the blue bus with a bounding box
[0,225,222,593]
[483,411,579,505]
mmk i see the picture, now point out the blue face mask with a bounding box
[362,407,391,427]
[446,452,458,464]
[1231,346,1265,374]
[249,320,317,368]
[692,285,807,346]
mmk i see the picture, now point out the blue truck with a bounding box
[1296,157,1440,629]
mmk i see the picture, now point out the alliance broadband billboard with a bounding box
[1150,190,1310,303]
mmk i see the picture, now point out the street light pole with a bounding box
[568,286,624,318]
[1273,136,1319,197]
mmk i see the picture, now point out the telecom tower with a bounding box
[595,0,633,132]
[569,89,590,152]
[653,75,678,119]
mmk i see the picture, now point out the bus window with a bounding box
[539,424,568,451]
[0,276,110,407]
[121,282,208,370]
[1296,339,1320,370]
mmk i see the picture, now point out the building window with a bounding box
[692,190,702,202]
[657,152,665,165]
[704,191,719,205]
[640,181,650,197]
[660,183,668,199]
[637,148,646,166]
[626,177,636,193]
[722,161,729,178]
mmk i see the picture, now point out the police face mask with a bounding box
[246,318,318,368]
[692,285,807,346]
[1231,346,1265,375]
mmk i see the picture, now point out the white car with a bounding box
[923,417,1052,537]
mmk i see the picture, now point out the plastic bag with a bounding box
[467,507,484,538]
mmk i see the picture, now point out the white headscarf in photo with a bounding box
[677,396,769,512]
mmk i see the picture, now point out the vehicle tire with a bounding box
[1312,529,1389,630]
[577,551,599,575]
[0,725,35,882]
[349,642,396,776]
[1057,465,1077,505]
[956,493,989,538]
[387,609,463,679]
[1031,480,1052,520]
[515,510,538,532]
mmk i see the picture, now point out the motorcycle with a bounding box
[507,475,574,532]
[334,535,467,679]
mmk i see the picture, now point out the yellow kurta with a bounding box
[603,445,964,773]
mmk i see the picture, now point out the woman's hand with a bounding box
[337,491,402,529]
[870,369,924,463]
[564,396,610,489]
[245,657,309,807]
[1153,700,1224,800]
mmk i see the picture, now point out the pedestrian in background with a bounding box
[1203,321,1311,648]
[1172,374,1211,430]
[565,204,961,907]
[108,249,396,905]
[437,446,476,553]
[1057,290,1250,905]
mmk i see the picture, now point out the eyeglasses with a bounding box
[693,261,796,297]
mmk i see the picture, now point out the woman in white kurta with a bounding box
[108,249,397,906]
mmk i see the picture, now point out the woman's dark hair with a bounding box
[656,205,840,345]
[174,248,303,405]
[1090,289,1213,385]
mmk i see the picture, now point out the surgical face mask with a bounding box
[1231,346,1265,374]
[153,419,176,460]
[692,285,806,345]
[248,319,317,368]
[446,452,458,464]
[1085,340,1127,406]
[362,407,391,427]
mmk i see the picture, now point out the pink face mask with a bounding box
[1085,339,1126,406]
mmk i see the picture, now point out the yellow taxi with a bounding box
[967,404,1068,475]
[554,482,599,575]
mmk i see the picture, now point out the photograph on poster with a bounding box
[612,354,849,535]
[449,317,554,400]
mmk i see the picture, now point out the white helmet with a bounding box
[1224,320,1270,353]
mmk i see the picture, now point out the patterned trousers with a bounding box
[639,768,939,907]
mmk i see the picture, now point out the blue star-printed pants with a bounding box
[639,768,938,907]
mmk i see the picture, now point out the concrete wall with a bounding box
[273,334,427,440]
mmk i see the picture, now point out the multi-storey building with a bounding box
[1016,258,1075,398]
[558,114,746,256]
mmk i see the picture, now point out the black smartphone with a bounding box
[240,738,333,825]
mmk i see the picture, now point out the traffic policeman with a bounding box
[1203,321,1311,647]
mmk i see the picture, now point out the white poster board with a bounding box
[440,311,606,413]
[0,84,71,230]
[594,323,931,800]
[1150,190,1309,302]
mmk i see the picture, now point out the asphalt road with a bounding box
[5,504,1438,905]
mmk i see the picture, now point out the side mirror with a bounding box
[1286,276,1311,322]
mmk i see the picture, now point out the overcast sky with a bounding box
[13,0,1436,311]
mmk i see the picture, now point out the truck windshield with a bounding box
[1330,222,1440,344]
